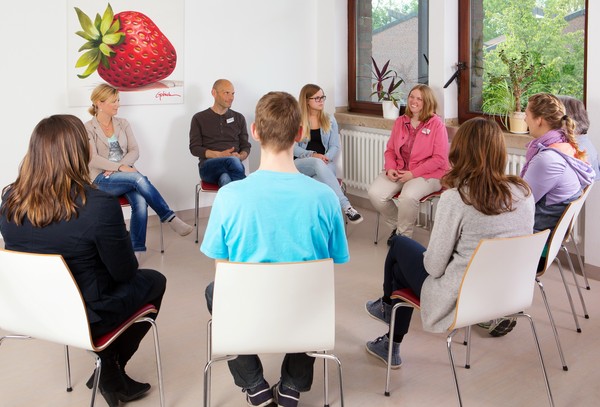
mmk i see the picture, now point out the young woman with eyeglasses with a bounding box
[294,83,363,224]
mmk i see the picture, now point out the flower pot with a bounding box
[509,111,528,134]
[382,101,399,120]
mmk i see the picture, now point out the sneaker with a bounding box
[344,206,363,224]
[488,318,517,337]
[365,297,391,325]
[387,229,397,246]
[366,335,401,369]
[244,380,273,407]
[272,382,300,407]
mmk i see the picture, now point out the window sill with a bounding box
[336,107,532,150]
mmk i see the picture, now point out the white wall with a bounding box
[1,0,598,266]
[0,0,341,213]
[584,2,600,266]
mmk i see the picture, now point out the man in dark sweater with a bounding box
[189,79,251,186]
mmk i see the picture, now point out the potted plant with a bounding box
[371,57,404,119]
[482,49,546,133]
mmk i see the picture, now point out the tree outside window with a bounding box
[459,0,586,122]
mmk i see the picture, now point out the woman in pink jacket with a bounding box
[368,84,449,245]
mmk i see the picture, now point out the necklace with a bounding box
[98,117,112,129]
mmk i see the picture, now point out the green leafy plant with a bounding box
[370,58,404,108]
[486,49,546,113]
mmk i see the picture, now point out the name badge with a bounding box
[226,117,235,124]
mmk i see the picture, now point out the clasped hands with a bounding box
[386,169,414,183]
[209,147,247,160]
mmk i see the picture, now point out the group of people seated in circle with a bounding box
[0,79,596,407]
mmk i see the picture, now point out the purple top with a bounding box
[522,144,594,205]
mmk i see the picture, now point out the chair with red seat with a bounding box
[0,249,165,407]
[195,180,220,243]
[373,188,444,244]
[118,195,164,253]
[380,231,553,406]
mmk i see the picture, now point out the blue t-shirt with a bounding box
[200,170,349,264]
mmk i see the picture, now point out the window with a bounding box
[348,0,429,115]
[457,0,587,123]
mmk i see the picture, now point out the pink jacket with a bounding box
[384,114,449,179]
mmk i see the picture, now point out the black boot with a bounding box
[88,353,125,407]
[117,366,151,402]
[87,366,151,402]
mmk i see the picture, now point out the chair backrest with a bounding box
[565,184,593,239]
[211,259,335,356]
[542,191,587,272]
[0,249,94,351]
[449,230,550,330]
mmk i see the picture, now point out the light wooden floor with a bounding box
[1,207,599,406]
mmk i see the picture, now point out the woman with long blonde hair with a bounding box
[0,115,166,406]
[364,118,534,367]
[522,93,594,232]
[294,83,363,223]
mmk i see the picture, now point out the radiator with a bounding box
[340,128,387,192]
[340,129,527,186]
[506,149,527,176]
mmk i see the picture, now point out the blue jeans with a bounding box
[205,282,316,392]
[94,172,175,252]
[199,157,246,187]
[294,157,350,210]
[383,235,429,343]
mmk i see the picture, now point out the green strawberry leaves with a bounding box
[74,3,125,79]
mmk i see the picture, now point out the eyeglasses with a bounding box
[308,96,327,102]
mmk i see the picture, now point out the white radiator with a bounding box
[340,128,387,192]
[340,129,527,186]
[506,149,527,176]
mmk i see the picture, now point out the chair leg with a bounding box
[570,230,590,290]
[64,345,72,392]
[89,355,102,407]
[206,319,212,405]
[463,326,472,369]
[195,184,201,244]
[203,355,238,407]
[307,352,344,407]
[446,329,464,407]
[536,278,569,371]
[323,357,329,407]
[374,212,380,244]
[136,317,165,407]
[159,222,164,254]
[562,246,589,319]
[385,302,413,396]
[555,259,582,332]
[518,313,555,407]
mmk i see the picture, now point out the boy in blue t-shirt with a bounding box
[201,91,349,407]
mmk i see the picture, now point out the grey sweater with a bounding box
[420,185,535,333]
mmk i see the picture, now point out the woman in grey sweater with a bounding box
[365,118,535,369]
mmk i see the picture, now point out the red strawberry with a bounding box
[74,3,177,89]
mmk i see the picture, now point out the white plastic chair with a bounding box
[561,184,593,290]
[535,189,590,372]
[384,231,553,406]
[0,249,165,407]
[204,259,344,407]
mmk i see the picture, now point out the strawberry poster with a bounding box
[67,0,184,106]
